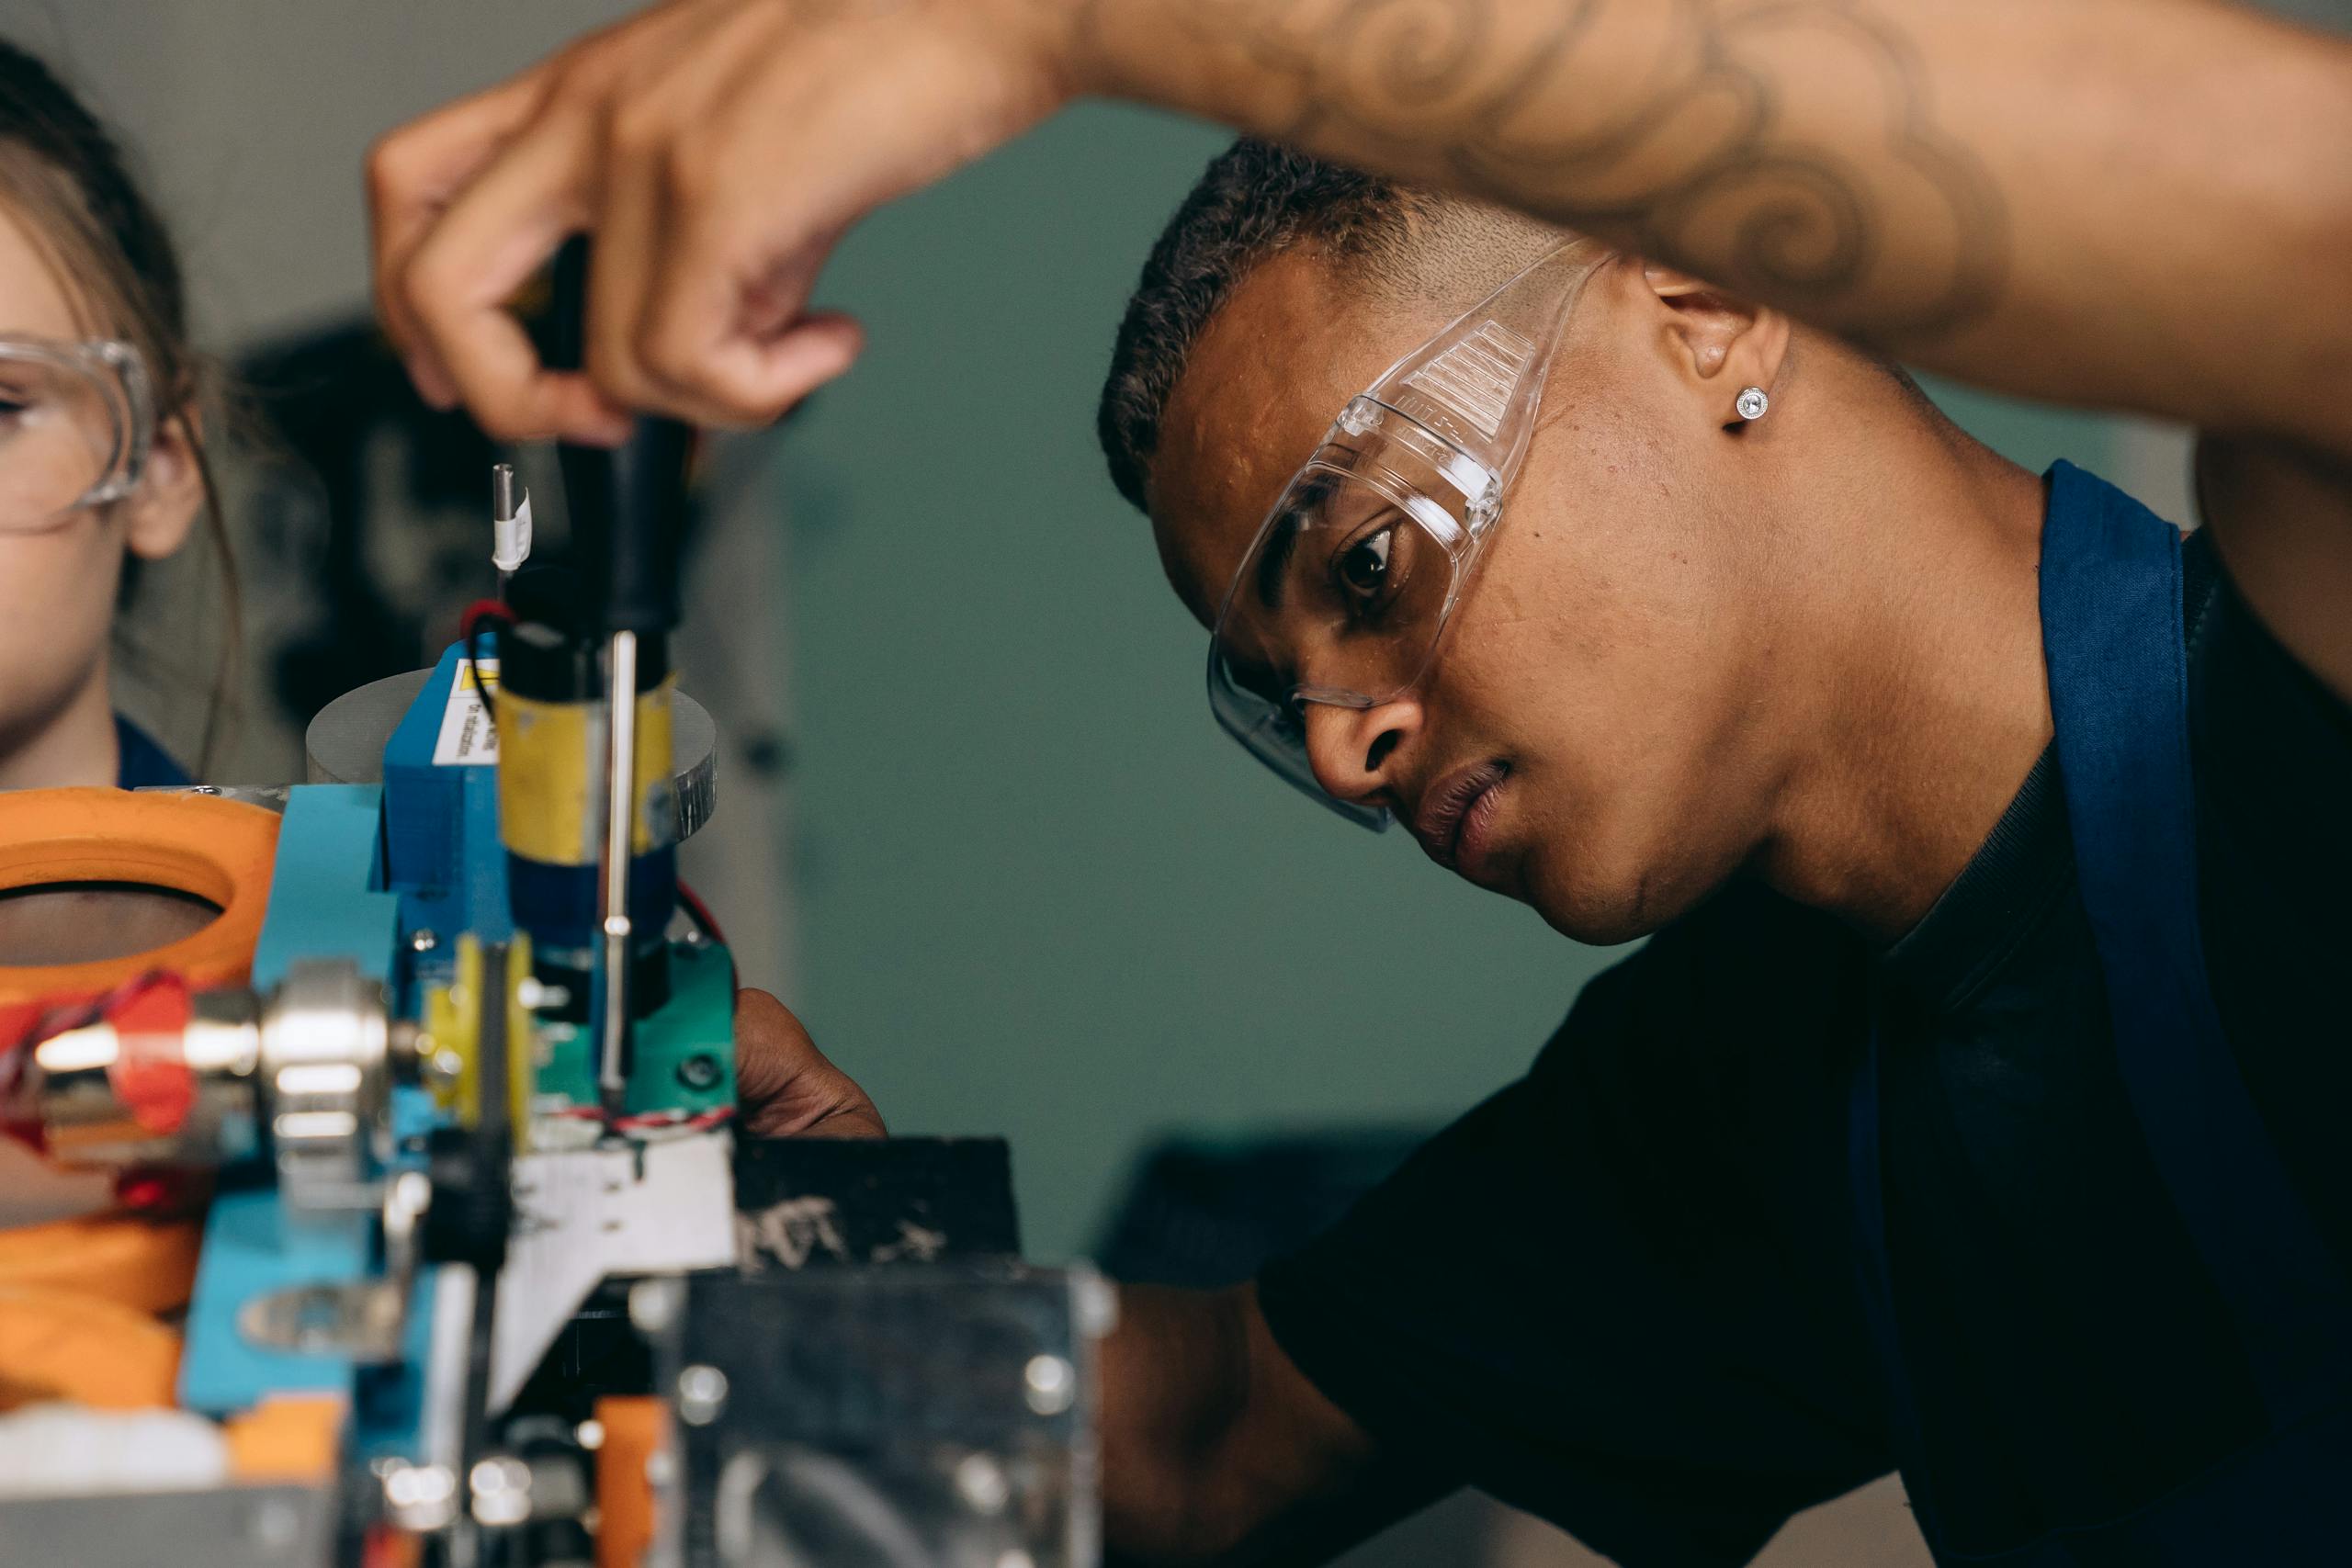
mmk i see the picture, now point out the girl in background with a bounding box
[0,39,232,788]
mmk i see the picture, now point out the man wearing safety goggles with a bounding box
[375,0,2352,1562]
[1092,139,2352,1562]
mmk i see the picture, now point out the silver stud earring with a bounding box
[1735,386,1770,422]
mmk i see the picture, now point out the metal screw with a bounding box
[518,977,572,1010]
[675,1053,723,1091]
[412,929,439,953]
[575,1417,606,1450]
[1023,1354,1075,1416]
[251,1496,301,1551]
[382,1461,458,1531]
[1071,1264,1119,1338]
[677,1363,729,1427]
[470,1455,534,1527]
[954,1453,1011,1515]
[628,1278,683,1335]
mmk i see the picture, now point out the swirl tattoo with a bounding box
[1076,0,2008,339]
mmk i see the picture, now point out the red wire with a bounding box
[554,1103,735,1134]
[675,880,729,947]
[457,597,514,646]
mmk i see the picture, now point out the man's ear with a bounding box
[122,408,205,561]
[1642,265,1791,421]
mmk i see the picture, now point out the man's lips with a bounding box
[1411,761,1510,874]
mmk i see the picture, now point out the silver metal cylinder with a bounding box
[16,989,264,1169]
[7,959,392,1195]
[595,629,639,1107]
[261,958,392,1213]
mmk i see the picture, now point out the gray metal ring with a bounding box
[304,669,717,841]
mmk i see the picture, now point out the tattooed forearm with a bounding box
[1073,0,2007,340]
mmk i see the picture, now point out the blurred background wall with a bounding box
[0,0,2234,1260]
[5,2,2340,1562]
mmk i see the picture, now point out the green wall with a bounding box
[776,106,2135,1261]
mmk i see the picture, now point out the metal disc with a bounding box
[305,669,717,840]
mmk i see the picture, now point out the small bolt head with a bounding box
[518,979,571,1011]
[382,1461,458,1531]
[1023,1354,1076,1416]
[252,1497,301,1550]
[411,929,439,953]
[628,1278,682,1334]
[469,1455,534,1528]
[1071,1266,1119,1338]
[954,1453,1012,1515]
[677,1363,729,1426]
[675,1053,724,1091]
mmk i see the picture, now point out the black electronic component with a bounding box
[547,239,687,642]
[731,1137,1023,1265]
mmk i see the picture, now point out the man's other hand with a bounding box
[732,987,886,1139]
[368,0,1074,443]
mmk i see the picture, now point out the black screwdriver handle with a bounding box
[550,237,687,639]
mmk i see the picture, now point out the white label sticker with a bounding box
[434,659,501,765]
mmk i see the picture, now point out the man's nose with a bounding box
[1302,696,1420,811]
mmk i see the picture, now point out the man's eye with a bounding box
[1334,520,1414,619]
[1339,526,1393,597]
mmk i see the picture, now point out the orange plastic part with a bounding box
[0,786,279,1017]
[594,1395,668,1568]
[360,1529,424,1568]
[225,1393,346,1482]
[0,1286,180,1408]
[0,1211,203,1314]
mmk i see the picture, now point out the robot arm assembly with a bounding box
[0,262,1108,1566]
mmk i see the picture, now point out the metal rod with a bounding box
[490,462,526,595]
[419,1261,473,1467]
[595,628,639,1110]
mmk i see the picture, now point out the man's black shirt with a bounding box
[1254,531,2352,1565]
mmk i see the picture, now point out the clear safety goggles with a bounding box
[0,335,154,536]
[1206,242,1599,829]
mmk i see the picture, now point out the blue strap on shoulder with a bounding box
[2039,460,2352,1423]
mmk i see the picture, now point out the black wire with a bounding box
[464,615,502,734]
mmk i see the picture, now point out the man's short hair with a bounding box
[1096,139,1559,515]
